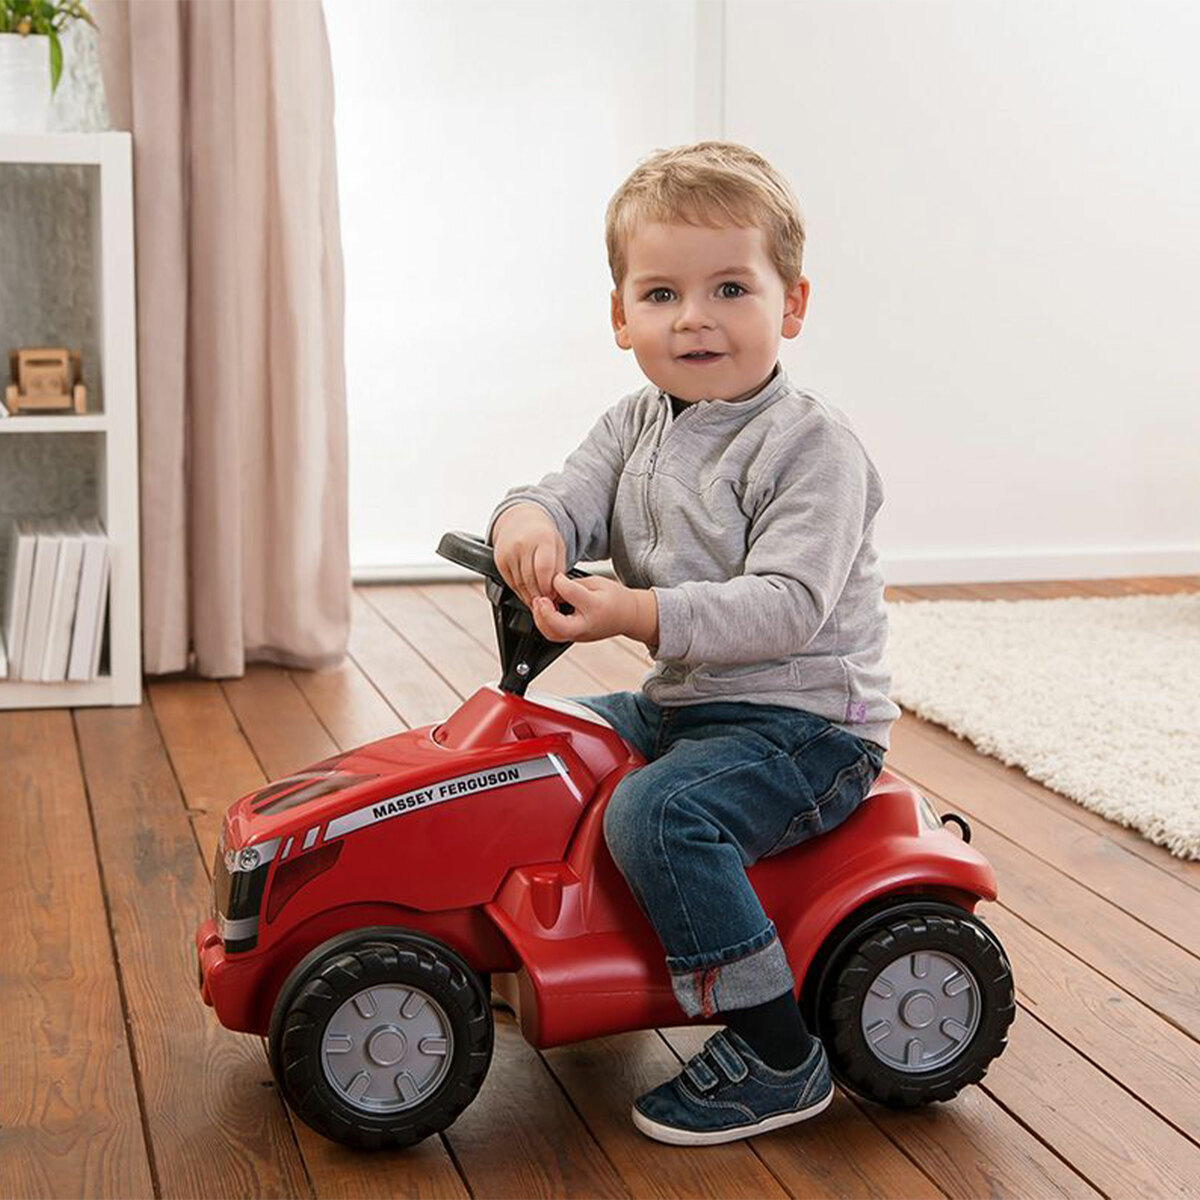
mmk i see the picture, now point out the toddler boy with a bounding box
[487,141,899,1145]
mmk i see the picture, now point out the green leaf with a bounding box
[48,28,61,92]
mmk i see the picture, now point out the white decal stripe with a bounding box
[326,756,560,840]
[548,753,582,803]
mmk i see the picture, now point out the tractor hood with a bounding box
[212,686,636,936]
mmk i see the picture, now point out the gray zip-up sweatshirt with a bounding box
[486,363,900,750]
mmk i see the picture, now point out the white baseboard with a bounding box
[882,545,1199,586]
[353,547,1199,588]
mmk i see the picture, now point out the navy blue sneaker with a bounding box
[632,1028,834,1146]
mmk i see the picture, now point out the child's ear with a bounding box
[611,289,633,350]
[781,275,810,339]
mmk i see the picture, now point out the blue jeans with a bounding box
[573,691,886,1019]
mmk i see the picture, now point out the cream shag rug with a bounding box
[885,593,1200,860]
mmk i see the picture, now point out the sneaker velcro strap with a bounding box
[683,1053,720,1093]
[706,1031,749,1083]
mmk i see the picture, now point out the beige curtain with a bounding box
[95,0,350,677]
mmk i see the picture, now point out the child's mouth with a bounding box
[679,352,724,364]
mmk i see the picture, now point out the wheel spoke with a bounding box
[943,969,970,996]
[905,1038,924,1067]
[325,1033,354,1054]
[418,1036,449,1057]
[394,1072,420,1103]
[346,1071,372,1101]
[941,1017,970,1042]
[910,953,929,979]
[868,976,895,999]
[400,990,427,1020]
[352,991,378,1020]
[865,1019,892,1044]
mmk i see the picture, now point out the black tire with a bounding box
[268,929,493,1149]
[821,911,1015,1107]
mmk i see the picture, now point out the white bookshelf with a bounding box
[0,132,141,708]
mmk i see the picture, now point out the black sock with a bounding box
[724,991,816,1071]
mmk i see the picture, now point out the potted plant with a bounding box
[0,0,96,133]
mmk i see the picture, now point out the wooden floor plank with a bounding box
[73,706,311,1200]
[365,584,506,697]
[150,672,471,1200]
[980,1012,1200,1196]
[861,1084,1099,1198]
[148,677,266,869]
[437,1015,631,1200]
[986,905,1200,1146]
[289,656,401,751]
[348,590,460,728]
[222,663,340,782]
[0,710,154,1200]
[889,716,1200,957]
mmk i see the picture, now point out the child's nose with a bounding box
[674,296,716,329]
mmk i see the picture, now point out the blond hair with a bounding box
[605,141,806,292]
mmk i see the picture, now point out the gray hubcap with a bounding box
[321,984,454,1112]
[860,950,981,1072]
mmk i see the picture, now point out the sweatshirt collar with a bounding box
[658,361,789,423]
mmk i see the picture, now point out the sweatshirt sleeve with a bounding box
[651,419,883,665]
[485,394,634,565]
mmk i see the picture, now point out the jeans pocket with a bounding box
[763,743,880,858]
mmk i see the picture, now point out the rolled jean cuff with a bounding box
[667,927,795,1019]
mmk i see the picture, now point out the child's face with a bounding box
[610,221,809,403]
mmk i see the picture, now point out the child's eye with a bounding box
[643,282,747,303]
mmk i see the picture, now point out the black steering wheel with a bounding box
[435,531,590,599]
[434,531,590,695]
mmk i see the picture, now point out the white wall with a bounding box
[327,0,700,575]
[329,0,1200,583]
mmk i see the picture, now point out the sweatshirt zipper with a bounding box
[642,401,690,578]
[650,399,691,478]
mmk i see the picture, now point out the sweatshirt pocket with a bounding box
[688,658,800,694]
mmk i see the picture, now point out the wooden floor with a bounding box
[3,576,1199,1200]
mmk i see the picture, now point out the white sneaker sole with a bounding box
[631,1083,835,1146]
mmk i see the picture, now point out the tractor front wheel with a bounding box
[268,930,493,1149]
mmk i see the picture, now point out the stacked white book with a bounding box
[0,515,111,682]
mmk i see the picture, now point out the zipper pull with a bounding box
[648,448,658,477]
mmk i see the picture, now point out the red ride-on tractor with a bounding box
[195,532,1015,1150]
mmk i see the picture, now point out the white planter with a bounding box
[0,32,52,133]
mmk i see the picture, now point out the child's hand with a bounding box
[532,573,659,647]
[492,504,566,608]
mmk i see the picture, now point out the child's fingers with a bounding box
[554,571,586,596]
[533,541,559,600]
[516,550,540,607]
[533,596,579,641]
